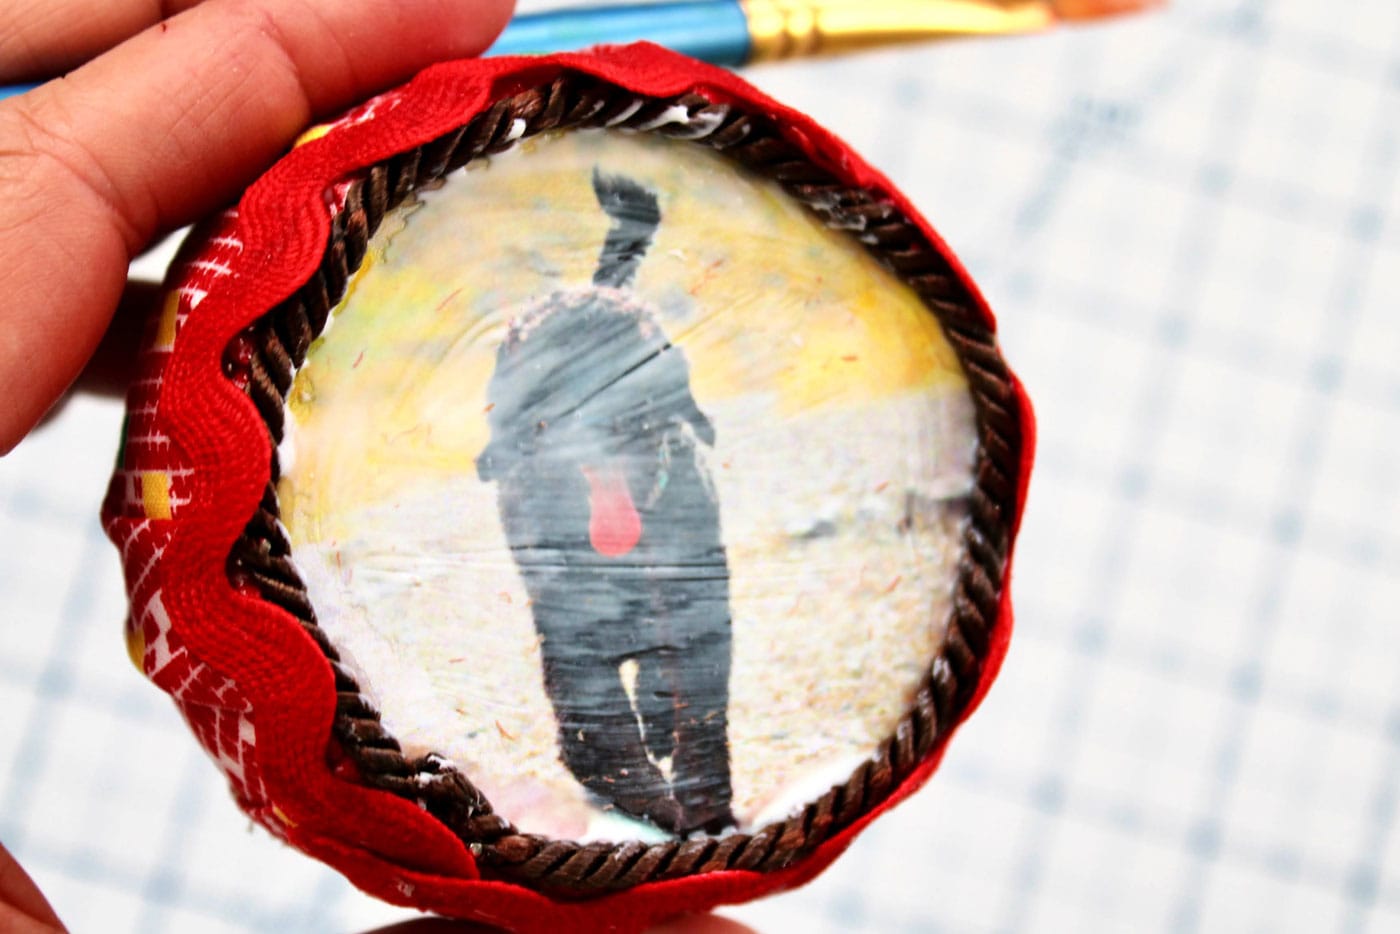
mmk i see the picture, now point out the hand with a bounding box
[0,0,515,454]
[0,841,63,933]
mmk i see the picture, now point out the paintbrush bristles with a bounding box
[1052,0,1165,21]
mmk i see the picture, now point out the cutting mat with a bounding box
[3,0,1398,929]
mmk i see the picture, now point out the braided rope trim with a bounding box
[222,73,1024,896]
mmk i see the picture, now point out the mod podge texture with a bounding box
[276,129,978,843]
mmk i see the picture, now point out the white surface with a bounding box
[5,0,1400,930]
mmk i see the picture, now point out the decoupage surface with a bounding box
[276,129,978,843]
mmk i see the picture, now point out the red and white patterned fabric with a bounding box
[104,208,274,826]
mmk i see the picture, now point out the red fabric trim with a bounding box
[111,43,1036,930]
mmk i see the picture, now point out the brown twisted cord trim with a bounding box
[223,72,1025,896]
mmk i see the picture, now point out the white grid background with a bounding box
[4,0,1400,929]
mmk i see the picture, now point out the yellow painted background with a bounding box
[281,130,966,540]
[276,130,978,838]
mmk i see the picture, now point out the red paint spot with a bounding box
[435,287,464,312]
[687,257,726,296]
[582,464,642,557]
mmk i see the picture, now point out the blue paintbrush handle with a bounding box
[492,1,750,64]
[0,2,751,102]
[0,82,36,101]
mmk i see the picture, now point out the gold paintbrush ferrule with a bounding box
[740,0,1060,62]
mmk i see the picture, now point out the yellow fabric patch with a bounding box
[154,291,180,349]
[142,471,172,520]
[294,124,333,148]
[124,618,145,673]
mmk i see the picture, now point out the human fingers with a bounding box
[0,0,515,453]
[78,278,162,397]
[649,913,756,934]
[0,0,206,82]
[0,841,64,932]
[36,278,162,418]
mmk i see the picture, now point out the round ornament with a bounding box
[103,43,1032,930]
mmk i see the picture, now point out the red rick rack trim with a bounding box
[103,208,277,830]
